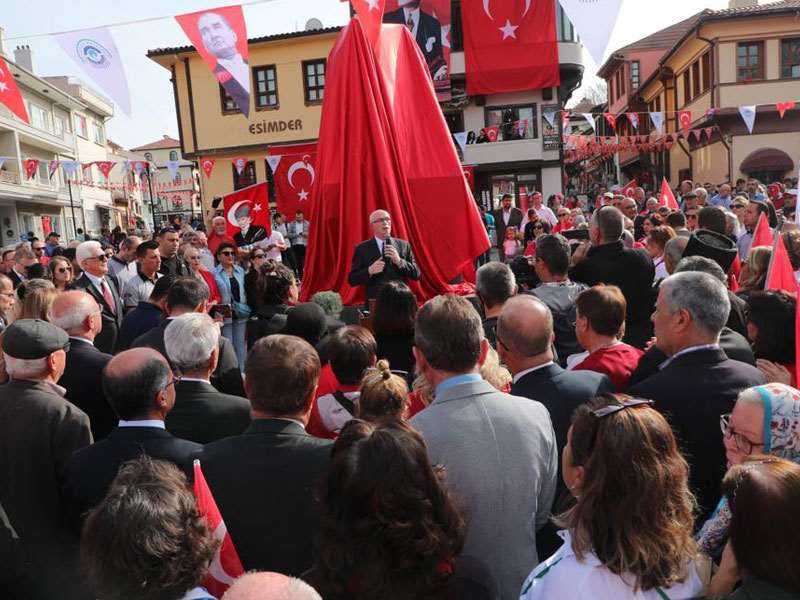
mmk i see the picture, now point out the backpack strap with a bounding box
[333,390,356,415]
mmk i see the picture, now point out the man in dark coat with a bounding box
[629,272,764,521]
[200,335,332,574]
[115,275,173,352]
[570,206,655,349]
[491,194,523,250]
[61,348,202,527]
[51,291,115,441]
[0,320,92,599]
[383,0,446,81]
[163,313,250,444]
[70,241,124,354]
[348,209,420,305]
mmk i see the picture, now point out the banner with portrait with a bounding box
[222,182,271,248]
[175,5,252,116]
[542,103,561,151]
[383,0,451,101]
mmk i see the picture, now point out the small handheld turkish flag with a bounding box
[484,126,499,142]
[193,460,244,598]
[222,182,271,247]
[659,178,679,210]
[0,57,29,124]
[765,233,797,294]
[751,211,773,249]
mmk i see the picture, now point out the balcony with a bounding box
[0,171,20,185]
[463,137,556,166]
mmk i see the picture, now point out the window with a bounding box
[232,161,257,190]
[702,52,711,92]
[253,65,279,109]
[485,104,538,141]
[54,115,65,137]
[36,161,49,185]
[29,104,51,132]
[630,61,640,90]
[692,61,700,97]
[92,120,104,144]
[74,114,88,138]
[169,150,178,161]
[737,42,764,81]
[608,77,615,105]
[219,84,241,114]
[302,60,326,104]
[683,70,691,105]
[781,38,800,78]
[556,2,576,42]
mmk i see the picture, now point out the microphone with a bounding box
[383,237,392,259]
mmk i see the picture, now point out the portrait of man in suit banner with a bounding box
[175,6,252,116]
[383,0,452,100]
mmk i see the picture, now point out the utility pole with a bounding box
[67,179,78,239]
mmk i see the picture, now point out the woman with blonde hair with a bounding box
[736,246,771,304]
[0,285,58,384]
[358,359,409,422]
[521,394,704,599]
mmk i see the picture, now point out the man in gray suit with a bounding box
[410,295,558,599]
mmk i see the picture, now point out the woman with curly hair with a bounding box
[80,456,218,600]
[307,419,489,599]
[521,394,703,599]
[246,259,299,350]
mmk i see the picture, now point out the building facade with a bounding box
[149,2,583,214]
[107,139,148,231]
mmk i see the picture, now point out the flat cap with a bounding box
[3,319,69,359]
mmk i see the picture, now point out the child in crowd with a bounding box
[503,226,520,263]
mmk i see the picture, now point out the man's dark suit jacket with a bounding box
[116,301,164,352]
[214,62,250,116]
[166,379,251,444]
[131,319,246,398]
[200,419,332,574]
[492,207,523,249]
[569,240,655,349]
[61,426,202,526]
[383,7,444,72]
[348,237,420,303]
[7,268,23,289]
[629,348,764,521]
[58,338,114,441]
[233,225,267,248]
[70,273,124,355]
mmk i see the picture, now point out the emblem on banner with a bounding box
[76,38,112,69]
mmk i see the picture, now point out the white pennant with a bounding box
[453,132,468,152]
[165,160,181,179]
[559,0,623,66]
[61,160,80,177]
[266,155,282,173]
[542,111,557,129]
[739,105,757,134]
[650,112,665,135]
[581,113,596,132]
[0,157,8,171]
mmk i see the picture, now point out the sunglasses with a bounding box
[592,398,653,419]
[732,204,745,209]
[219,251,235,257]
[534,224,544,229]
[87,255,108,262]
[56,267,72,274]
[253,254,266,259]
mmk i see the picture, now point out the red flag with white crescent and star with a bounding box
[603,113,617,132]
[221,182,271,242]
[484,125,499,142]
[0,56,29,124]
[193,460,244,598]
[200,158,216,178]
[659,178,679,210]
[23,159,39,180]
[678,110,692,140]
[95,161,115,179]
[462,0,559,95]
[268,142,318,218]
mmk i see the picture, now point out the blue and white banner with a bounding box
[53,27,132,116]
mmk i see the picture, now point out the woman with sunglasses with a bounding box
[697,384,800,567]
[552,209,574,234]
[213,241,250,371]
[244,247,268,312]
[521,394,703,599]
[49,255,74,292]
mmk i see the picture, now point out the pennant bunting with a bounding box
[61,160,80,177]
[561,111,571,130]
[120,160,131,176]
[626,112,639,130]
[23,159,39,180]
[704,127,714,140]
[48,160,60,179]
[582,113,596,132]
[738,105,757,134]
[175,6,252,117]
[95,161,115,179]
[0,157,8,171]
[165,160,181,180]
[0,56,30,123]
[200,158,216,178]
[650,112,664,135]
[53,27,132,116]
[265,155,281,173]
[542,111,557,129]
[232,157,248,176]
[559,0,623,67]
[453,131,468,152]
[776,101,795,119]
[603,112,617,131]
[677,110,692,139]
[132,160,147,176]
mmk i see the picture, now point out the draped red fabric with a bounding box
[300,20,489,305]
[766,233,797,294]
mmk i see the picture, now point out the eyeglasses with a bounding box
[592,398,653,419]
[534,224,544,229]
[720,413,764,454]
[371,217,391,224]
[253,254,266,259]
[732,204,746,210]
[162,375,182,392]
[56,267,72,274]
[219,251,235,257]
[87,255,108,262]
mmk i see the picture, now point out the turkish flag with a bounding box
[621,179,637,197]
[484,125,499,142]
[603,113,617,132]
[269,142,317,218]
[351,0,385,46]
[193,460,244,598]
[659,178,679,210]
[766,233,797,294]
[200,158,216,178]
[0,56,29,123]
[222,182,271,242]
[776,101,795,119]
[96,161,115,178]
[462,0,559,95]
[300,19,489,305]
[23,159,39,180]
[678,110,692,139]
[462,165,476,193]
[752,211,773,249]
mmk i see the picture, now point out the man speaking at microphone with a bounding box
[348,209,420,305]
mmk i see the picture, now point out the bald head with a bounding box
[497,295,553,358]
[102,348,173,420]
[49,291,101,336]
[222,572,321,600]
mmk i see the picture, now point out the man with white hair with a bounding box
[0,319,92,597]
[71,240,124,354]
[205,207,237,256]
[223,572,321,600]
[629,272,764,520]
[164,312,250,443]
[348,209,420,305]
[51,291,115,441]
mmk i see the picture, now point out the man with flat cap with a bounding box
[0,319,92,599]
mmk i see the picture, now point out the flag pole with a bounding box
[67,179,78,239]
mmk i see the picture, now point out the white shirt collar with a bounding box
[512,361,555,383]
[179,376,210,384]
[118,419,165,429]
[83,271,105,289]
[659,344,720,370]
[68,336,93,345]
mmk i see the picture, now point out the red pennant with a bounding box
[350,0,385,47]
[678,110,692,140]
[752,211,773,249]
[0,56,30,123]
[484,125,499,142]
[95,161,114,178]
[603,112,617,131]
[271,142,317,217]
[689,129,699,142]
[193,461,244,597]
[776,101,796,119]
[23,159,39,180]
[659,178,679,210]
[704,127,714,140]
[766,233,798,294]
[200,158,216,178]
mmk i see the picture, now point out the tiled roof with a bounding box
[707,0,800,18]
[131,136,181,151]
[615,12,707,55]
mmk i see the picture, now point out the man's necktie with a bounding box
[101,279,116,315]
[406,13,414,31]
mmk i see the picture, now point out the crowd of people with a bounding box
[1,173,800,600]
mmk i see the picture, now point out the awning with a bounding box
[740,148,794,173]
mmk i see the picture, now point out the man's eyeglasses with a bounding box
[219,251,235,257]
[720,413,764,454]
[371,217,391,224]
[87,255,108,262]
[162,375,182,392]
